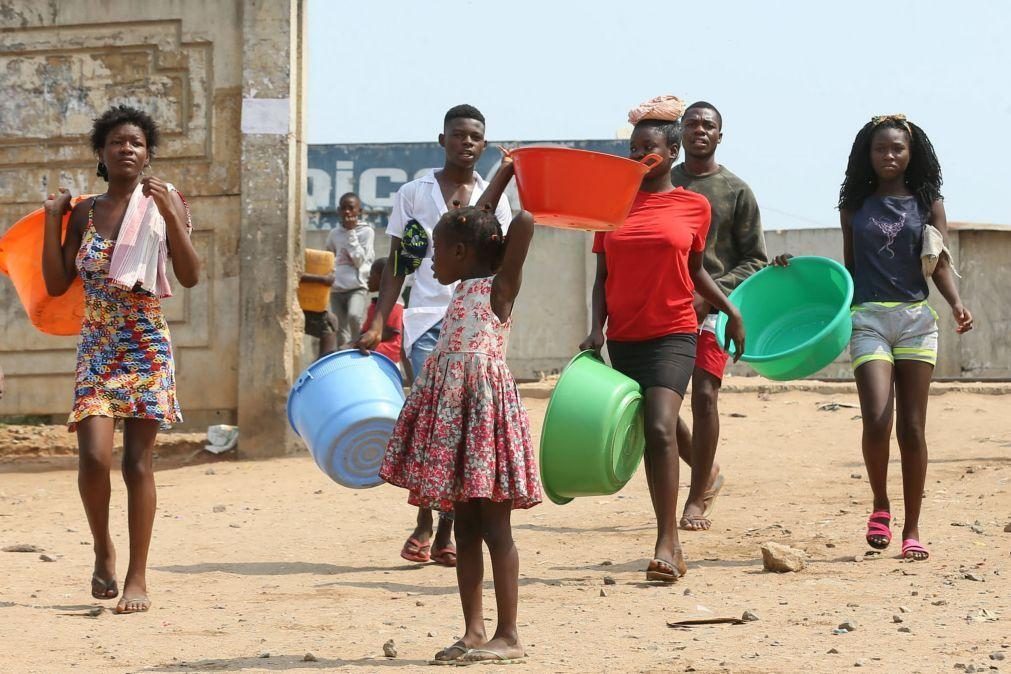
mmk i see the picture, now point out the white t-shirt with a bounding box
[386,169,512,352]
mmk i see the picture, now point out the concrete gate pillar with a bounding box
[237,0,306,457]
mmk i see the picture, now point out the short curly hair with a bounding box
[90,105,160,180]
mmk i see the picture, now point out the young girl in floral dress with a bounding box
[41,105,200,614]
[379,151,539,664]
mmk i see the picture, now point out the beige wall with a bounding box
[1,0,305,457]
[304,222,1010,381]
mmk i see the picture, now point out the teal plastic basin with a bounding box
[715,256,853,381]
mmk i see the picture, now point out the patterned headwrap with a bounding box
[628,95,686,125]
[393,219,428,276]
[871,113,912,135]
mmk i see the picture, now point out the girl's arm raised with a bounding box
[927,200,973,333]
[490,210,534,323]
[476,148,515,212]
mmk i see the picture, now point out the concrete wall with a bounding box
[0,0,305,457]
[304,222,1010,381]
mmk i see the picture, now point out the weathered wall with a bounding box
[303,223,1009,381]
[1,0,305,457]
[730,224,1008,379]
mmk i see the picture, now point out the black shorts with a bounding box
[607,332,697,397]
[304,310,334,339]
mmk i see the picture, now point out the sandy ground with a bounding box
[0,388,1008,673]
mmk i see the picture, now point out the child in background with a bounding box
[326,192,374,345]
[361,258,403,362]
[299,269,338,360]
[379,151,539,664]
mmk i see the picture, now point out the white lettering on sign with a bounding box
[306,169,332,211]
[359,167,407,208]
[335,161,355,201]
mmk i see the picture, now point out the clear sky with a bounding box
[307,0,1010,229]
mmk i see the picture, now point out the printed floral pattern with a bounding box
[380,277,541,512]
[67,203,181,430]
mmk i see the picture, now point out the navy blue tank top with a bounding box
[850,195,928,304]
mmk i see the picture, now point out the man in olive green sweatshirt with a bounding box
[673,101,768,531]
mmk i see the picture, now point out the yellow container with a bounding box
[298,248,334,312]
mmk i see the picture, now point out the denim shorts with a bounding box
[850,301,939,370]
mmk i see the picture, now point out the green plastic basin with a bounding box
[539,351,645,505]
[716,256,854,381]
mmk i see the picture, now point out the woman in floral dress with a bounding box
[41,105,200,614]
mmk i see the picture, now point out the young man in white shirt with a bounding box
[356,103,511,566]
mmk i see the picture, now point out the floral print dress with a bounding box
[67,199,181,430]
[380,276,541,512]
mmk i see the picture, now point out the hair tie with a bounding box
[871,113,912,135]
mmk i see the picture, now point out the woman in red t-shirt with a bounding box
[581,100,745,583]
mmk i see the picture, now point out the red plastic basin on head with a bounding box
[0,198,89,336]
[511,147,659,232]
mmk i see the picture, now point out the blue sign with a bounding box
[306,139,628,230]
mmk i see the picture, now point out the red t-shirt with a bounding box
[364,300,404,363]
[592,189,710,341]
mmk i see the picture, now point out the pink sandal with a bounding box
[865,511,892,550]
[400,536,431,563]
[901,539,929,560]
[430,545,457,567]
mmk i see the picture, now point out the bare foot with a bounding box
[460,636,525,663]
[115,577,150,614]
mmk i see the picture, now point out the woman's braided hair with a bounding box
[838,116,942,214]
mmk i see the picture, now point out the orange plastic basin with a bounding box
[511,147,660,231]
[0,198,89,336]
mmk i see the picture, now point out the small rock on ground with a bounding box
[838,620,858,632]
[742,610,760,622]
[303,653,317,662]
[761,542,806,572]
[383,639,397,658]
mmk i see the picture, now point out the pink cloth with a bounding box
[628,95,686,125]
[107,183,188,298]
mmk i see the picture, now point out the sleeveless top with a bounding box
[850,195,929,304]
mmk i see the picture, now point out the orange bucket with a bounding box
[511,147,662,231]
[297,248,334,312]
[0,198,90,336]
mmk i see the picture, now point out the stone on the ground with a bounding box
[303,653,317,662]
[991,652,1006,661]
[892,614,903,623]
[603,576,616,586]
[761,542,806,572]
[3,544,42,553]
[383,639,397,658]
[742,610,760,622]
[39,554,56,562]
[599,588,607,597]
[898,626,912,633]
[213,505,226,513]
[838,620,858,632]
